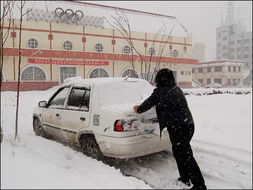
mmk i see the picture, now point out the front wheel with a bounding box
[80,135,103,160]
[33,118,48,138]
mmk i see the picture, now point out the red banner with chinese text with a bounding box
[28,58,109,66]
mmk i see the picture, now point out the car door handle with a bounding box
[56,113,60,117]
[80,117,85,121]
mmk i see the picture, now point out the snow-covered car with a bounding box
[33,77,171,159]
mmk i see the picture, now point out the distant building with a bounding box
[192,60,245,87]
[216,2,252,86]
[216,25,252,68]
[1,6,197,91]
[193,42,205,63]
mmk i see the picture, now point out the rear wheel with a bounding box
[80,135,103,160]
[33,118,48,138]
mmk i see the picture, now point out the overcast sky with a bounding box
[10,1,252,61]
[92,1,252,61]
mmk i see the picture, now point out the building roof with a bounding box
[193,60,246,68]
[199,60,247,64]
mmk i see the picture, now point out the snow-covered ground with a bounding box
[1,87,252,189]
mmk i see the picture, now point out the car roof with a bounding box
[63,77,147,88]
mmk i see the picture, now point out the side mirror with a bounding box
[38,101,47,108]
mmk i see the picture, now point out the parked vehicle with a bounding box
[33,77,171,159]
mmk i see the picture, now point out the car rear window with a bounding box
[98,80,154,106]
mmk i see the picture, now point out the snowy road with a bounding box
[1,88,252,189]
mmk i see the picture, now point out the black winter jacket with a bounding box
[137,85,194,136]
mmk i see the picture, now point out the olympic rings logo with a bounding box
[55,8,84,22]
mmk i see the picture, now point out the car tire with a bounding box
[80,135,103,160]
[33,118,48,138]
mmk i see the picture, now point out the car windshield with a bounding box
[98,79,154,106]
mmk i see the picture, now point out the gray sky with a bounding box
[10,1,252,61]
[92,1,252,61]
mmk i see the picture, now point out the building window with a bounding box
[27,38,38,48]
[232,79,236,85]
[149,47,155,56]
[228,78,231,85]
[217,43,221,47]
[173,50,178,57]
[181,71,184,75]
[222,53,227,58]
[233,66,236,72]
[21,66,46,81]
[207,78,211,84]
[122,68,138,78]
[198,79,203,84]
[237,40,242,44]
[214,66,222,72]
[238,79,240,83]
[244,39,249,43]
[214,78,222,84]
[230,41,235,45]
[244,54,249,59]
[207,67,211,72]
[222,45,227,50]
[63,41,73,50]
[222,37,227,41]
[244,47,249,51]
[60,67,76,83]
[95,43,103,52]
[89,68,109,78]
[122,45,131,54]
[228,66,231,72]
[238,66,241,72]
[198,68,203,73]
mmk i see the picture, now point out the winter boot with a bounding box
[177,177,191,187]
[188,184,207,190]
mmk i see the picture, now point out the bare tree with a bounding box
[0,1,15,90]
[105,10,174,82]
[15,0,32,140]
[105,10,145,72]
[0,0,16,142]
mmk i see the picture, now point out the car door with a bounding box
[61,87,91,144]
[43,86,70,139]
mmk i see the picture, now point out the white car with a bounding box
[33,77,171,160]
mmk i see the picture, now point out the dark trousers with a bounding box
[167,123,206,188]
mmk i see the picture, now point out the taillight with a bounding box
[114,120,124,132]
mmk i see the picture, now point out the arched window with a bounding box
[122,45,131,54]
[27,38,38,48]
[95,43,103,52]
[89,68,109,78]
[122,68,138,78]
[63,41,73,50]
[21,66,46,81]
[149,47,155,56]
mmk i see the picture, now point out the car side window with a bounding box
[48,87,70,107]
[67,88,90,111]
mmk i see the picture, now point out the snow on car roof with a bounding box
[63,76,146,88]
